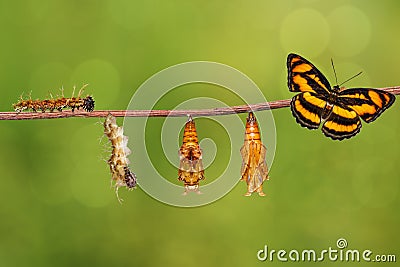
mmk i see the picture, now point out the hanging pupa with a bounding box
[103,113,137,202]
[240,112,269,196]
[178,115,205,195]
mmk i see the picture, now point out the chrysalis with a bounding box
[178,115,205,195]
[103,113,137,202]
[240,112,269,196]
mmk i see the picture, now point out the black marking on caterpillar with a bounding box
[13,85,95,113]
[103,113,137,203]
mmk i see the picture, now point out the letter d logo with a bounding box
[257,245,268,261]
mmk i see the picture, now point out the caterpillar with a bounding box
[13,85,95,113]
[103,113,137,202]
[178,115,205,195]
[240,112,269,196]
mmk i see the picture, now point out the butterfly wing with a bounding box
[287,53,332,95]
[338,88,395,123]
[291,92,327,129]
[240,141,269,192]
[288,53,396,140]
[288,53,334,130]
[321,102,362,140]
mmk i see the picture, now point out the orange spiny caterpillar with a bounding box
[178,115,205,195]
[103,113,137,202]
[240,112,269,196]
[13,85,95,113]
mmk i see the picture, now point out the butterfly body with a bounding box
[287,53,395,140]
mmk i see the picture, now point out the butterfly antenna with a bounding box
[339,71,363,87]
[331,58,339,86]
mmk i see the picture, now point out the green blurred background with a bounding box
[0,0,399,266]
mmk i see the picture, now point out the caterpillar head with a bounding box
[83,96,95,112]
[124,166,137,189]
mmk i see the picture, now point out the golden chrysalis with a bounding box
[178,115,205,195]
[103,113,137,202]
[240,112,269,196]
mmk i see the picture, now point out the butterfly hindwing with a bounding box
[338,88,396,123]
[287,53,332,96]
[290,92,326,129]
[321,103,362,140]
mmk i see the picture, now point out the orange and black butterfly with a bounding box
[287,53,395,140]
[178,115,205,195]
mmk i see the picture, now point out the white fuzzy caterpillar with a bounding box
[103,113,137,202]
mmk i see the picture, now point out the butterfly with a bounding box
[287,53,396,140]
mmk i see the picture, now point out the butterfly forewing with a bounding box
[338,88,396,123]
[287,53,332,96]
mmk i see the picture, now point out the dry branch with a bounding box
[1,86,399,120]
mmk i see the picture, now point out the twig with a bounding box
[2,86,399,120]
